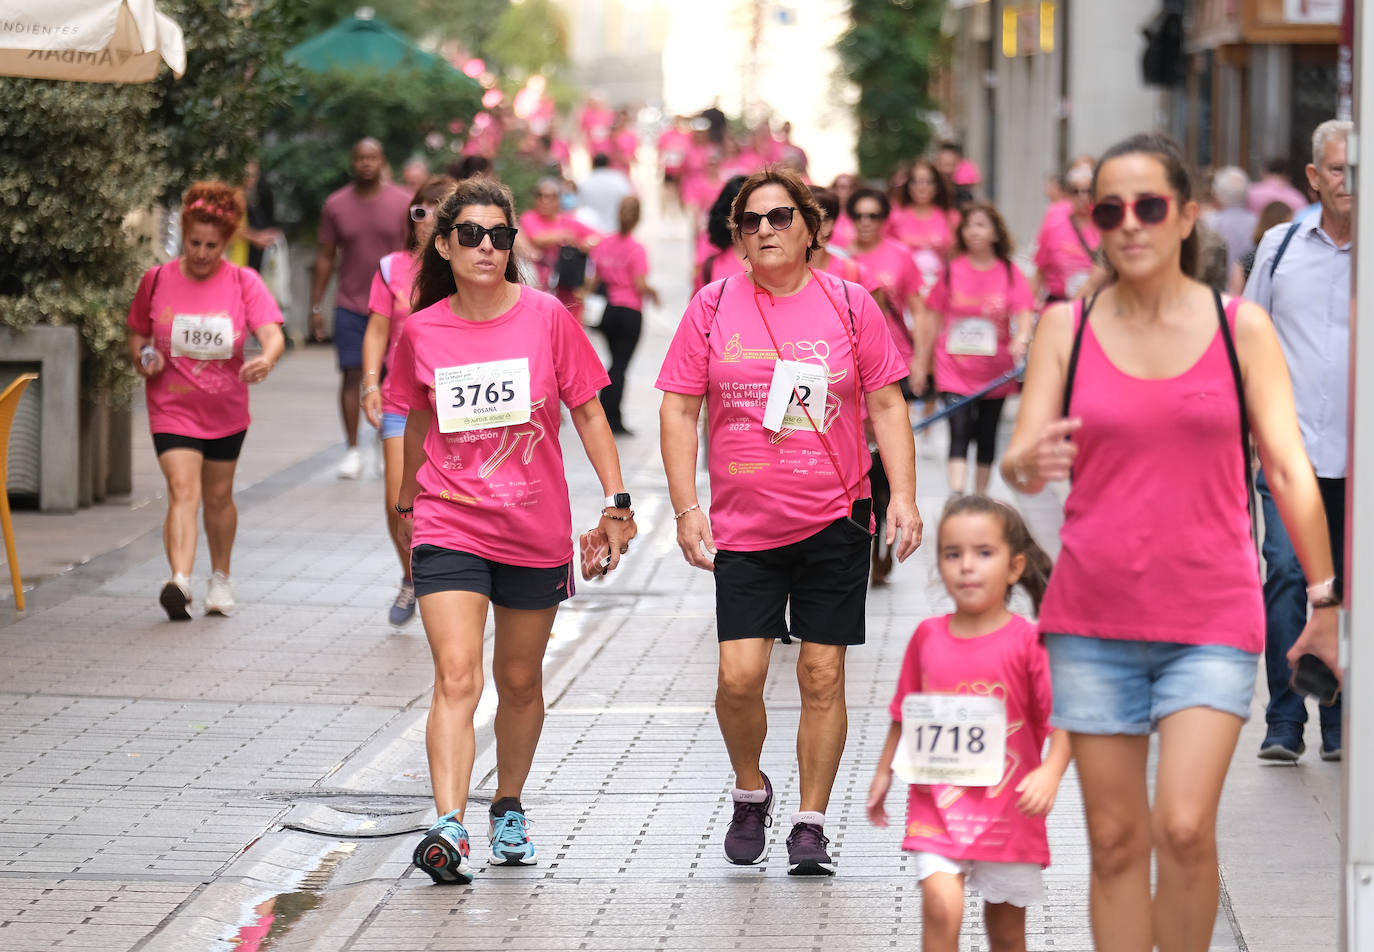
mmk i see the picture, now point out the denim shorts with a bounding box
[381,411,407,441]
[1044,634,1258,735]
[334,307,368,370]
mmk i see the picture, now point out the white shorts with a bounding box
[913,851,1045,908]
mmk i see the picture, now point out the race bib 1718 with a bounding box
[894,693,1007,787]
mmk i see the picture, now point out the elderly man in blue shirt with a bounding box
[1243,118,1351,763]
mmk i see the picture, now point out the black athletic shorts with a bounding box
[410,544,574,610]
[152,430,247,462]
[713,516,871,645]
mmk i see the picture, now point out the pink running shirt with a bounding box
[127,260,283,439]
[850,239,922,362]
[886,206,957,289]
[656,270,906,550]
[368,251,420,415]
[390,286,610,567]
[1036,298,1264,650]
[925,257,1033,397]
[590,234,649,310]
[1032,202,1098,299]
[889,614,1054,866]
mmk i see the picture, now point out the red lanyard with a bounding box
[750,269,866,511]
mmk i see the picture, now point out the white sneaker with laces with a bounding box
[205,571,235,616]
[337,447,363,479]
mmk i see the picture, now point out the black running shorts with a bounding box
[712,516,871,645]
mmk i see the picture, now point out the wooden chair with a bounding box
[1,373,39,611]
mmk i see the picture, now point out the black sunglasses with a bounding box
[1090,194,1171,232]
[450,222,519,251]
[853,211,886,221]
[740,205,796,235]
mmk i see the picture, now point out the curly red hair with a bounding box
[181,181,245,240]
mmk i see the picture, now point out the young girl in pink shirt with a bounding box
[868,496,1071,952]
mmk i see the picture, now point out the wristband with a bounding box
[311,304,323,315]
[674,504,701,520]
[1307,577,1337,606]
[394,503,414,514]
[600,508,635,521]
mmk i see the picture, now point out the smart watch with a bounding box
[604,492,632,510]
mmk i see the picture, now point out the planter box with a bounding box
[0,325,80,512]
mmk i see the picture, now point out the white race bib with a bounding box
[435,358,531,433]
[762,360,829,432]
[894,694,1007,787]
[170,314,234,361]
[945,318,999,357]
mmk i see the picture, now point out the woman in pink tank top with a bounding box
[999,134,1339,952]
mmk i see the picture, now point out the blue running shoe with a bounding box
[389,579,416,627]
[413,810,473,884]
[488,809,537,866]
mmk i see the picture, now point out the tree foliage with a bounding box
[0,80,163,396]
[836,0,947,179]
[283,0,511,59]
[151,0,305,203]
[262,63,483,233]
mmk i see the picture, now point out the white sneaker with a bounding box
[160,573,192,621]
[205,571,235,616]
[337,447,363,479]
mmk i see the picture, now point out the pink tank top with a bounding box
[1036,298,1264,652]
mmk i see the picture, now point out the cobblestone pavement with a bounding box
[0,206,1342,952]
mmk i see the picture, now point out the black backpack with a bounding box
[553,245,589,290]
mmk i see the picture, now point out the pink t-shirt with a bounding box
[391,286,610,567]
[851,239,922,362]
[1037,299,1264,651]
[658,128,693,173]
[819,253,882,301]
[886,206,957,288]
[889,614,1054,866]
[925,256,1033,397]
[127,261,283,439]
[830,213,856,251]
[319,182,412,314]
[590,233,649,310]
[656,270,906,550]
[1032,202,1098,299]
[367,251,420,415]
[519,211,598,290]
[695,244,749,294]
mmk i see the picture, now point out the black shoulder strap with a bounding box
[703,273,733,338]
[1268,217,1305,279]
[1069,215,1095,257]
[1213,289,1258,552]
[1061,290,1098,418]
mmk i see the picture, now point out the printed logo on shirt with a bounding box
[727,461,771,476]
[477,397,547,479]
[720,332,779,362]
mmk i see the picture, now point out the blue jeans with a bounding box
[1257,470,1341,730]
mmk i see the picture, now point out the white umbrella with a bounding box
[0,0,185,83]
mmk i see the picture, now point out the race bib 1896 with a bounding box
[435,358,531,433]
[894,693,1007,787]
[171,314,234,361]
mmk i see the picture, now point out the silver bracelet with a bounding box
[673,503,701,520]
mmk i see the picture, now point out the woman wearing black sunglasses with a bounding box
[658,166,922,876]
[1001,133,1337,952]
[390,177,637,886]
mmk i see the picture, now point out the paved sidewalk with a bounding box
[0,206,1344,951]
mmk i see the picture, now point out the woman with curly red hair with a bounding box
[126,181,286,620]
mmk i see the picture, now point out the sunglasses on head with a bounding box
[740,205,796,235]
[450,221,518,251]
[410,205,433,222]
[1090,193,1171,231]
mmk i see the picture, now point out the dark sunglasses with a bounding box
[410,205,433,222]
[1090,194,1171,231]
[853,211,886,221]
[740,205,796,235]
[450,222,518,250]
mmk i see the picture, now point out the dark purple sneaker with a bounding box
[723,771,773,865]
[785,822,834,876]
